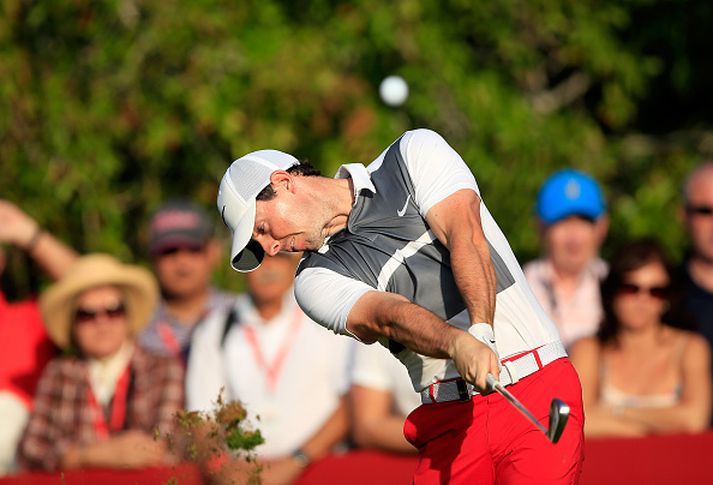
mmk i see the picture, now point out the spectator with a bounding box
[139,199,235,361]
[524,169,609,347]
[0,200,77,475]
[569,240,711,437]
[678,162,713,353]
[186,253,352,484]
[350,343,420,453]
[18,254,184,471]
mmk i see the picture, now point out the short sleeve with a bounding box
[399,129,479,217]
[294,266,375,339]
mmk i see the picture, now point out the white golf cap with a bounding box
[217,149,300,272]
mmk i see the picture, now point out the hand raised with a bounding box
[0,200,37,248]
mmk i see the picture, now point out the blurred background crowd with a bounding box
[1,0,713,483]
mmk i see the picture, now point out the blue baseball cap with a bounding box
[536,169,605,225]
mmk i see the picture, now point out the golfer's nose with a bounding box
[253,233,281,257]
[259,237,281,257]
[267,240,281,256]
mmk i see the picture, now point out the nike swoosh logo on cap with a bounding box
[221,206,228,228]
[397,194,411,217]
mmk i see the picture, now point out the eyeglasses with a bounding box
[157,245,205,257]
[617,283,669,300]
[685,205,713,217]
[75,303,127,324]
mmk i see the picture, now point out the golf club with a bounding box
[486,373,570,443]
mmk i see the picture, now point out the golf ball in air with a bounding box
[379,75,409,107]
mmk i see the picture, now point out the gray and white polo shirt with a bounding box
[295,129,561,392]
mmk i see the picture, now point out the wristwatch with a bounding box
[291,448,311,467]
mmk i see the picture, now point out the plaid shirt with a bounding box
[18,345,184,471]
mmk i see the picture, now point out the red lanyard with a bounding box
[243,306,303,392]
[87,366,131,440]
[157,321,182,356]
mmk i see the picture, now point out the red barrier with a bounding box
[297,432,713,484]
[3,433,713,484]
[0,463,203,485]
[582,432,712,484]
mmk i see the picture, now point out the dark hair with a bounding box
[1,246,41,302]
[597,239,673,344]
[255,162,322,202]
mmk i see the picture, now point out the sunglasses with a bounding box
[617,283,669,300]
[685,205,713,217]
[75,302,127,324]
[157,245,205,257]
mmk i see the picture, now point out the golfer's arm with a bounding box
[426,189,496,325]
[347,291,466,359]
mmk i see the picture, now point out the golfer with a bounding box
[217,129,584,483]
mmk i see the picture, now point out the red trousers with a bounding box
[404,358,584,484]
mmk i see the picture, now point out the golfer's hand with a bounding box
[449,332,500,391]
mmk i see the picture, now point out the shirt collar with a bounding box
[335,163,376,203]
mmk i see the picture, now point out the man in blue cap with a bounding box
[524,169,609,348]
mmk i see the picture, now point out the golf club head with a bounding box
[547,399,570,443]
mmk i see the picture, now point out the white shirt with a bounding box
[186,291,354,458]
[351,343,421,417]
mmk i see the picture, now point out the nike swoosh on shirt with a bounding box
[397,194,411,217]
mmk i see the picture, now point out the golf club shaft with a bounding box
[486,374,547,435]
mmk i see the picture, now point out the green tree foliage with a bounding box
[1,0,711,287]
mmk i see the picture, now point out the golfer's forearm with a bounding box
[427,190,496,325]
[348,293,468,359]
[449,234,496,325]
[379,299,466,359]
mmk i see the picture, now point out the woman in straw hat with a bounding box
[18,254,184,471]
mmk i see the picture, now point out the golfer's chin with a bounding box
[298,236,327,252]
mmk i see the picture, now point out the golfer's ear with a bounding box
[269,170,293,192]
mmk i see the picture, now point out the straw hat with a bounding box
[40,253,158,350]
